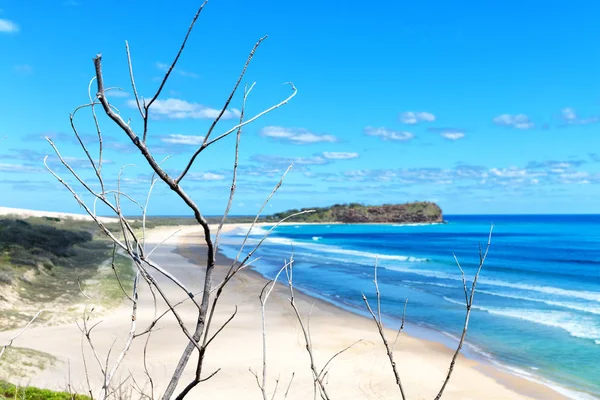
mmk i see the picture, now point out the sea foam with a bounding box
[265,236,429,262]
[443,297,600,344]
[477,289,600,315]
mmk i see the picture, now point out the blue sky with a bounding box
[1,0,600,216]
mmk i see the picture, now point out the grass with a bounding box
[0,347,57,380]
[0,380,90,400]
[0,216,137,330]
[0,217,138,396]
[92,254,135,308]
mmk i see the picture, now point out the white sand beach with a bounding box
[0,223,567,399]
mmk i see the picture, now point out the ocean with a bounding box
[218,215,600,399]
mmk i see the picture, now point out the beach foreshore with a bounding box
[0,223,568,399]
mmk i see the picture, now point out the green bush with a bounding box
[0,219,92,258]
[0,380,90,400]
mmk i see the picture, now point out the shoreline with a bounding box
[175,224,570,400]
[0,223,579,398]
[224,222,597,400]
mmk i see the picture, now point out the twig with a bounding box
[362,259,406,400]
[434,224,494,400]
[110,245,135,303]
[178,83,297,184]
[392,299,408,352]
[99,271,141,400]
[125,40,145,121]
[284,258,338,400]
[176,35,268,183]
[255,263,291,400]
[0,310,43,359]
[143,1,208,142]
[215,82,255,250]
[284,372,295,399]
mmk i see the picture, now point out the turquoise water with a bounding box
[219,215,600,399]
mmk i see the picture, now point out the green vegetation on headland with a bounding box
[124,201,444,225]
[264,201,444,224]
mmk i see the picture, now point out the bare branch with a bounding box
[175,35,266,183]
[203,38,265,146]
[0,310,43,359]
[70,97,104,195]
[284,372,295,399]
[434,224,494,400]
[143,0,208,141]
[285,258,332,400]
[318,339,362,379]
[453,253,469,306]
[125,40,145,121]
[99,271,141,400]
[199,368,221,383]
[146,228,182,258]
[176,82,297,184]
[362,259,407,400]
[392,299,408,352]
[233,164,299,266]
[255,263,291,400]
[203,306,238,349]
[215,82,255,250]
[134,289,203,339]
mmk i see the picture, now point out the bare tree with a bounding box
[45,2,298,399]
[41,1,495,398]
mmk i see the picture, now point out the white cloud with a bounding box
[106,90,129,98]
[0,19,18,33]
[188,172,225,181]
[249,155,328,172]
[561,107,577,121]
[400,111,435,124]
[294,156,327,165]
[0,163,39,173]
[493,114,534,129]
[344,170,368,178]
[364,126,414,141]
[490,167,527,178]
[560,107,599,125]
[129,98,240,120]
[322,151,359,160]
[440,132,465,140]
[344,169,399,182]
[260,126,337,144]
[156,62,199,79]
[161,134,205,145]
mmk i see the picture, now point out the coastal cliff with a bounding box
[266,201,443,224]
